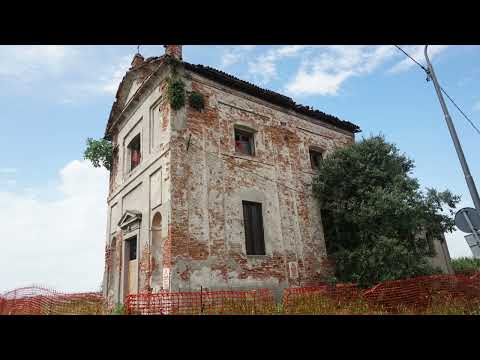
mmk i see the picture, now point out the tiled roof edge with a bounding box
[183,62,361,134]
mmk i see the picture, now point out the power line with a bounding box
[439,86,480,135]
[394,45,428,72]
[394,45,480,136]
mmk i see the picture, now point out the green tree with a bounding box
[84,138,114,171]
[313,135,460,287]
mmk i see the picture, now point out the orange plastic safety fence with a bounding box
[0,286,105,315]
[283,273,480,313]
[125,288,275,315]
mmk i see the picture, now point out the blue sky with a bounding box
[0,45,479,292]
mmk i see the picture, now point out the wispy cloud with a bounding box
[220,45,257,68]
[0,45,76,81]
[61,54,133,103]
[388,45,448,74]
[248,45,311,84]
[284,45,397,96]
[96,55,133,95]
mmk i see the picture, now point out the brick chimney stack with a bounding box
[131,53,145,68]
[164,45,182,60]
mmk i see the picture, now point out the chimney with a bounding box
[164,45,182,60]
[131,53,145,68]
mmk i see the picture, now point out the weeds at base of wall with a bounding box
[111,303,127,315]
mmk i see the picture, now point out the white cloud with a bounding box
[0,168,17,174]
[97,55,133,95]
[0,160,109,293]
[220,45,257,68]
[0,46,134,103]
[0,45,76,80]
[284,45,397,96]
[285,65,353,96]
[248,45,311,84]
[388,45,448,74]
[68,54,133,98]
[242,45,448,97]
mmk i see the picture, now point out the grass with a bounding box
[451,257,480,276]
[7,294,480,315]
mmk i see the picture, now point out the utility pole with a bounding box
[424,45,480,211]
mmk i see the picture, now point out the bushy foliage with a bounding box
[451,257,480,275]
[84,138,114,171]
[313,135,460,287]
[168,78,186,110]
[188,91,205,111]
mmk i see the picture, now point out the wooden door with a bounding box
[128,259,138,294]
[125,236,138,295]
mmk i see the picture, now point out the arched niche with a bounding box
[107,237,117,302]
[151,212,163,289]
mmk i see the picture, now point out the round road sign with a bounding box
[455,207,480,233]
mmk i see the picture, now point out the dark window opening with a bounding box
[128,134,141,171]
[242,201,265,255]
[235,128,255,156]
[126,236,137,261]
[309,149,323,170]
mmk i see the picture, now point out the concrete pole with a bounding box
[424,45,480,211]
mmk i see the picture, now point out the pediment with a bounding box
[105,57,166,140]
[125,79,141,104]
[118,210,142,229]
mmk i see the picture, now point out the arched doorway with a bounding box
[151,212,163,290]
[107,237,117,304]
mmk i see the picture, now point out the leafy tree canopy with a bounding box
[84,138,114,171]
[313,135,460,287]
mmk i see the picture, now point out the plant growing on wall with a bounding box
[167,78,186,110]
[84,138,114,171]
[313,135,460,287]
[165,56,187,111]
[188,91,205,111]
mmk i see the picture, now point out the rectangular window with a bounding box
[242,201,265,255]
[235,128,255,156]
[309,149,323,170]
[126,236,137,261]
[128,134,141,171]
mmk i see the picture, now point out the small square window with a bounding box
[128,134,141,171]
[309,149,323,170]
[235,128,255,156]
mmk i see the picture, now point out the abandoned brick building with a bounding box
[102,45,453,305]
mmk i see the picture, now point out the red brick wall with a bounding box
[165,72,354,291]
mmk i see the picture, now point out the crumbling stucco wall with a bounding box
[165,70,355,292]
[103,74,173,304]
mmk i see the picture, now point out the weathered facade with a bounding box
[102,46,452,305]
